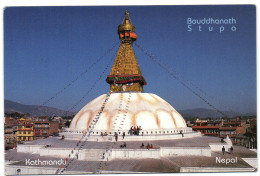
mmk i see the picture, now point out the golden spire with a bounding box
[118,11,135,33]
[106,11,146,92]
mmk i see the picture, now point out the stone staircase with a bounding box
[80,149,105,161]
[57,91,112,174]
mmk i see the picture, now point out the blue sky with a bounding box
[4,5,256,114]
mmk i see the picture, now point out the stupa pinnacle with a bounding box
[106,11,147,92]
[69,11,187,131]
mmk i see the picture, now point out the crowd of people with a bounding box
[117,142,154,150]
[99,125,142,141]
[129,126,142,135]
[100,132,108,137]
[140,143,154,150]
[120,142,127,148]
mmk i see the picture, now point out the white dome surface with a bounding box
[70,93,187,130]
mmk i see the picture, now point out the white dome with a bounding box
[70,93,186,130]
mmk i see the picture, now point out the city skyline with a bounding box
[4,5,256,114]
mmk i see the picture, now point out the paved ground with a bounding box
[6,136,257,174]
[5,149,179,173]
[6,141,257,174]
[168,154,252,168]
[228,145,257,158]
[5,150,65,169]
[21,135,222,149]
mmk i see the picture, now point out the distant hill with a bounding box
[4,100,75,117]
[5,99,255,119]
[178,108,255,119]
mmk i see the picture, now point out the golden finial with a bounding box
[118,11,135,33]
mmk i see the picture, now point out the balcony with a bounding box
[203,132,219,136]
[219,134,236,138]
[34,125,49,129]
[192,125,220,130]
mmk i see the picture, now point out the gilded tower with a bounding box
[106,11,147,92]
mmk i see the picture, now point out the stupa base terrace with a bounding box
[5,135,257,175]
[60,127,196,141]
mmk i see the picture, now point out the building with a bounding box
[4,125,19,149]
[236,118,257,148]
[4,125,14,144]
[4,117,17,144]
[17,120,34,142]
[5,117,17,126]
[191,117,251,144]
[192,119,220,137]
[49,121,59,136]
[5,115,62,143]
[4,117,20,149]
[34,116,50,139]
[53,116,65,131]
[219,118,248,143]
[219,126,237,141]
